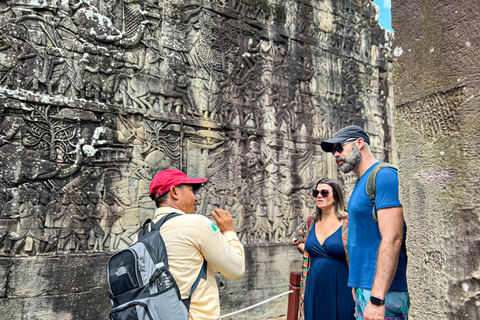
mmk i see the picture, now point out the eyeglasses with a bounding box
[312,189,330,198]
[331,139,357,155]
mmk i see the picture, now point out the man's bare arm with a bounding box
[364,206,404,320]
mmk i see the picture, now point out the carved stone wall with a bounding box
[393,0,480,319]
[0,0,393,318]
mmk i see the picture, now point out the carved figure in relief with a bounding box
[53,193,73,252]
[83,190,103,252]
[220,81,242,126]
[244,139,263,172]
[125,71,190,114]
[284,3,297,33]
[37,189,51,251]
[225,195,243,231]
[261,84,279,131]
[70,192,90,252]
[0,23,43,91]
[242,86,263,128]
[127,121,174,198]
[275,89,293,134]
[1,188,20,219]
[41,47,66,96]
[71,1,124,43]
[44,191,62,252]
[237,194,254,244]
[98,191,127,251]
[0,186,8,216]
[253,195,272,243]
[12,190,46,255]
[273,42,288,67]
[287,196,303,237]
[271,192,286,243]
[0,215,17,254]
[0,27,23,88]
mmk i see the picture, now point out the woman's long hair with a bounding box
[314,178,346,221]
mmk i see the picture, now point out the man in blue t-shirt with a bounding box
[321,125,410,320]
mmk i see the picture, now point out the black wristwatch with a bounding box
[370,296,385,306]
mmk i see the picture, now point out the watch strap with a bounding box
[370,295,385,306]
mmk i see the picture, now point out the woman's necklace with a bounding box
[320,216,336,228]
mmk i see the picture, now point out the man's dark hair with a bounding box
[149,184,185,208]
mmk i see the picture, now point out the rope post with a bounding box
[287,271,301,320]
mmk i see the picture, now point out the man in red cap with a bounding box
[148,169,245,320]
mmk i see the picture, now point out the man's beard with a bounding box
[337,144,362,173]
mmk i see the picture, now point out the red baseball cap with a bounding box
[149,169,207,201]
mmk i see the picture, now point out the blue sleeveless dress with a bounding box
[304,223,355,320]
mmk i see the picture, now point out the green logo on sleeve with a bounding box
[208,222,220,235]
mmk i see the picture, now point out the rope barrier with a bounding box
[220,290,293,319]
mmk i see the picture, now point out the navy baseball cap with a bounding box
[320,125,370,152]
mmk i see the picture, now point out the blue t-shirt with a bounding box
[347,162,408,292]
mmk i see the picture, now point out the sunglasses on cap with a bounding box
[312,189,330,198]
[331,138,357,155]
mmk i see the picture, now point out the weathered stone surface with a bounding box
[0,255,111,319]
[0,298,23,320]
[0,0,393,318]
[7,255,109,298]
[393,0,480,318]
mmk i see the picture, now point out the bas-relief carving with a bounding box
[396,87,463,142]
[0,0,393,255]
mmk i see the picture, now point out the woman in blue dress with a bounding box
[303,178,355,320]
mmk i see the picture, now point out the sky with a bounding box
[374,0,393,33]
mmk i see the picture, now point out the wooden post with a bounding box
[287,271,301,320]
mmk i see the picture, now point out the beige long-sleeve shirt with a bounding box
[152,207,245,320]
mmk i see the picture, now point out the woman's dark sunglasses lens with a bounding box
[312,189,330,197]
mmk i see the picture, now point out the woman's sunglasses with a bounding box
[312,189,330,198]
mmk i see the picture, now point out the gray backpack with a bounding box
[107,213,207,320]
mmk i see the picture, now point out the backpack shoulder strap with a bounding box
[137,213,181,238]
[150,213,181,231]
[181,259,208,311]
[145,212,208,311]
[137,218,153,239]
[366,162,397,222]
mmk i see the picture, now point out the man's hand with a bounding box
[363,302,385,320]
[210,208,235,233]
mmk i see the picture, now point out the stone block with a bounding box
[6,255,110,298]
